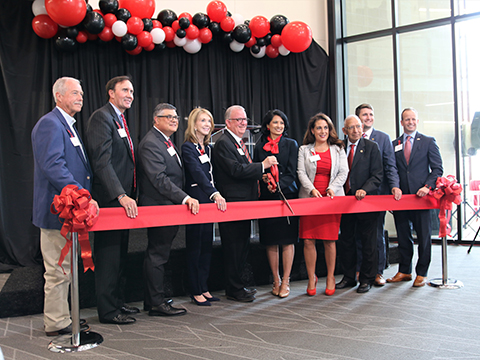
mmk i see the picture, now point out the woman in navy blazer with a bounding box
[181,108,227,306]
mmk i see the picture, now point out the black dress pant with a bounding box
[185,223,214,295]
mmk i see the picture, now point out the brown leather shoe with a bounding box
[374,274,386,286]
[413,275,427,287]
[386,272,412,283]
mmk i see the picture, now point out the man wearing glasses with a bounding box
[212,105,277,302]
[138,103,199,316]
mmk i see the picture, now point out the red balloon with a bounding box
[163,26,174,42]
[120,0,155,19]
[115,36,123,42]
[137,30,153,47]
[98,26,114,42]
[86,32,98,41]
[172,20,180,33]
[198,28,212,44]
[245,36,256,48]
[178,12,192,23]
[76,30,88,43]
[93,9,103,15]
[281,21,312,53]
[45,0,87,27]
[249,16,269,38]
[104,13,117,28]
[152,20,162,29]
[266,44,279,58]
[220,17,235,32]
[186,24,199,39]
[126,44,143,55]
[271,34,282,48]
[206,1,227,23]
[32,14,58,39]
[127,16,144,35]
[144,42,155,51]
[165,40,176,48]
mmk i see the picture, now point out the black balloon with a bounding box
[244,19,250,26]
[227,11,232,17]
[83,11,105,34]
[86,4,93,12]
[251,44,260,54]
[157,9,177,27]
[142,18,153,32]
[55,36,77,51]
[116,8,131,22]
[232,24,251,43]
[179,17,190,29]
[208,21,221,35]
[176,28,186,38]
[256,37,266,47]
[121,34,138,50]
[66,27,79,38]
[192,13,210,29]
[222,32,233,44]
[270,14,289,35]
[155,43,166,51]
[99,0,118,14]
[263,33,272,46]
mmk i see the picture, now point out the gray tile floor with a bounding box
[1,244,479,360]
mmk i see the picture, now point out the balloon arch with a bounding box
[31,0,313,58]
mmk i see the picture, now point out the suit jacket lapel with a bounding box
[351,138,365,170]
[225,130,248,164]
[107,103,134,162]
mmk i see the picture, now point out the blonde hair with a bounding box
[184,108,214,145]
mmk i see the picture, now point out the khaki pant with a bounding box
[40,228,72,332]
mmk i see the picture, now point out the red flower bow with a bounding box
[430,175,462,237]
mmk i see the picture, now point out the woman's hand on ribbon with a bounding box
[310,189,322,198]
[213,193,227,212]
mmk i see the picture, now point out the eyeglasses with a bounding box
[345,124,362,131]
[156,114,179,121]
[229,118,250,123]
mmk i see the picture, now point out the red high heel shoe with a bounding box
[325,288,335,296]
[306,275,318,296]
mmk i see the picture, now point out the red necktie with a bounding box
[362,133,367,138]
[121,114,136,190]
[240,139,252,163]
[345,144,355,194]
[404,135,412,165]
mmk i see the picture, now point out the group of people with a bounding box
[31,75,443,338]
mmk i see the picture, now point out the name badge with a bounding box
[309,154,320,162]
[395,144,403,152]
[199,154,209,163]
[117,128,127,138]
[237,148,245,156]
[167,146,177,157]
[70,137,81,147]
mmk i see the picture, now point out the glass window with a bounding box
[397,0,451,26]
[455,0,480,15]
[344,0,392,36]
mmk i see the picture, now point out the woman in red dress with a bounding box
[297,113,348,296]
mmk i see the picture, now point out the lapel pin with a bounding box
[360,149,364,153]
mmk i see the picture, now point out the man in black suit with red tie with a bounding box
[387,108,443,287]
[212,105,277,302]
[138,103,199,316]
[85,76,139,325]
[336,115,383,293]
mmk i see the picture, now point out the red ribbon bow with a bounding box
[429,175,463,237]
[50,184,98,273]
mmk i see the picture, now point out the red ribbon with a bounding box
[430,175,463,237]
[50,185,98,273]
[263,135,281,154]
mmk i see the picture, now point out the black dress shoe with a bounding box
[244,288,257,296]
[46,323,90,336]
[357,283,371,293]
[121,304,140,314]
[100,313,136,324]
[226,290,255,302]
[335,278,357,289]
[149,302,187,316]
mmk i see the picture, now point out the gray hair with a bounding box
[224,105,246,122]
[52,77,80,103]
[152,103,177,123]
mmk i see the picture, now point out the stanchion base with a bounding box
[48,331,103,353]
[428,278,464,289]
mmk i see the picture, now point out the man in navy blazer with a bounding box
[32,77,98,336]
[356,103,402,286]
[387,108,443,287]
[138,103,199,316]
[212,105,277,302]
[336,115,383,293]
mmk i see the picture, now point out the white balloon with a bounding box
[251,45,266,59]
[151,28,165,44]
[32,0,47,16]
[183,38,202,54]
[278,44,290,56]
[229,40,244,53]
[231,13,244,27]
[174,34,187,47]
[112,20,128,37]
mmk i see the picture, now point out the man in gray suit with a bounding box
[138,103,199,316]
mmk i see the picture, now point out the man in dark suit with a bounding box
[212,105,277,302]
[138,103,199,316]
[387,108,443,287]
[32,77,97,336]
[336,115,383,293]
[85,76,139,324]
[356,103,402,286]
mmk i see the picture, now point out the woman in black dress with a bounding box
[253,110,299,298]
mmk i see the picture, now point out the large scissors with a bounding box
[269,165,295,223]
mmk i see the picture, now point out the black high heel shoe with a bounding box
[190,295,211,306]
[203,294,220,302]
